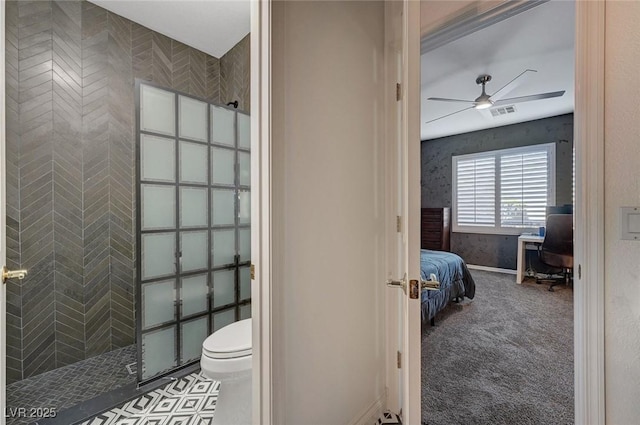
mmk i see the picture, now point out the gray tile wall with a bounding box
[421,114,574,269]
[220,34,250,112]
[5,0,250,383]
[5,0,22,385]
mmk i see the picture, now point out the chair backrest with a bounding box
[542,214,573,255]
[546,204,573,216]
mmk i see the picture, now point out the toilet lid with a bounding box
[202,318,252,359]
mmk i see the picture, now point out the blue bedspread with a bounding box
[420,249,475,322]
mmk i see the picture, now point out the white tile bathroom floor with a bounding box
[376,411,402,425]
[77,370,402,425]
[78,372,218,425]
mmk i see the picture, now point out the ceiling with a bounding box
[421,0,575,141]
[89,0,250,58]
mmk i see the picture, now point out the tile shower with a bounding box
[137,82,251,382]
[4,0,250,422]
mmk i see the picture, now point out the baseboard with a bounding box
[467,264,516,275]
[348,390,386,425]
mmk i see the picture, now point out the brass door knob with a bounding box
[2,266,28,283]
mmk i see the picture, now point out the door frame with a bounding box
[250,0,273,424]
[573,1,605,423]
[415,0,605,423]
[382,0,422,419]
[1,1,7,423]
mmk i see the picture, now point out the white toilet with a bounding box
[201,318,252,425]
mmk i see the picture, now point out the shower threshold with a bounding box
[39,364,203,425]
[5,345,136,425]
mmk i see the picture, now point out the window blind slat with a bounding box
[455,156,495,227]
[499,148,549,228]
[454,144,553,231]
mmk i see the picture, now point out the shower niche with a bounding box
[136,81,251,382]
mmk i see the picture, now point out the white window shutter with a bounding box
[500,150,549,228]
[456,156,495,227]
[452,143,554,234]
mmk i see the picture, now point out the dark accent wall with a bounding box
[5,0,250,383]
[421,114,574,269]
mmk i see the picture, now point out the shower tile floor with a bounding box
[6,345,136,425]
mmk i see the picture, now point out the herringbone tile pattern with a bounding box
[131,24,221,104]
[18,0,56,380]
[190,48,207,99]
[6,345,136,425]
[5,0,249,384]
[220,34,250,112]
[152,31,172,88]
[52,0,85,368]
[130,24,149,83]
[172,39,190,94]
[82,0,112,359]
[107,12,135,349]
[206,56,220,103]
[5,0,23,385]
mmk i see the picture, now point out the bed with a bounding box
[420,249,476,323]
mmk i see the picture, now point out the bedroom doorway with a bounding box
[418,2,581,424]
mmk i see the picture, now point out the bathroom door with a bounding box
[384,0,421,422]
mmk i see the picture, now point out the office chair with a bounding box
[537,214,574,291]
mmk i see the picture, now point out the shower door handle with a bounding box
[2,266,28,284]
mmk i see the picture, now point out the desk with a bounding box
[516,234,544,283]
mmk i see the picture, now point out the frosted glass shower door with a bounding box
[136,82,251,383]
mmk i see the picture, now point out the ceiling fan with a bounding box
[425,69,565,124]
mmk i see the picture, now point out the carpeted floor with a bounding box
[421,270,573,425]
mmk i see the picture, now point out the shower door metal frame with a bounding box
[134,80,251,385]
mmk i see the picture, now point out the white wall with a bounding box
[271,1,387,423]
[604,1,640,423]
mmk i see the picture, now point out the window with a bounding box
[452,143,556,234]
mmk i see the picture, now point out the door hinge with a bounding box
[396,83,402,101]
[396,216,402,232]
[578,264,581,279]
[397,351,402,369]
[250,264,255,280]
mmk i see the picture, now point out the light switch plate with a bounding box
[620,207,640,240]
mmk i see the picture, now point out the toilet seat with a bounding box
[202,318,252,360]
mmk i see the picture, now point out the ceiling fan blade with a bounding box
[493,90,566,106]
[490,69,537,100]
[427,97,476,105]
[425,106,475,124]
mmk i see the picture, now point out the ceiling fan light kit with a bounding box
[474,99,493,109]
[426,69,566,123]
[473,75,494,109]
